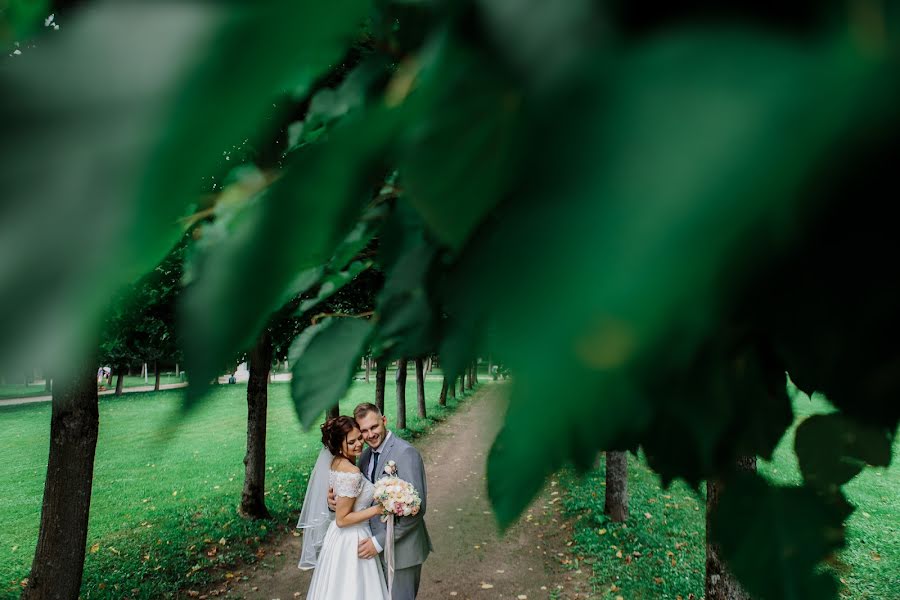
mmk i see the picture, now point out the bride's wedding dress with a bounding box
[305,470,389,600]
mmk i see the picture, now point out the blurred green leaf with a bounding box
[371,200,440,360]
[795,413,894,488]
[469,28,881,525]
[289,318,374,428]
[715,474,850,599]
[488,369,651,528]
[0,0,49,44]
[401,35,525,250]
[298,260,373,316]
[182,107,402,403]
[641,340,792,486]
[0,0,370,367]
[0,2,228,366]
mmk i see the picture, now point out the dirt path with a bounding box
[196,385,590,600]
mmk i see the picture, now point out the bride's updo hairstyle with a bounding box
[321,415,358,457]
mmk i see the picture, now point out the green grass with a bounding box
[560,389,899,600]
[0,374,184,401]
[0,377,473,599]
[0,384,48,401]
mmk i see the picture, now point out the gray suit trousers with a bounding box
[380,557,421,600]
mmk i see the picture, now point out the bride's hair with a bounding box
[321,415,358,457]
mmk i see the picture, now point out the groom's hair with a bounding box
[353,402,382,420]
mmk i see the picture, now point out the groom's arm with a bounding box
[373,445,427,549]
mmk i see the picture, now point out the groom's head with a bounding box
[353,403,388,450]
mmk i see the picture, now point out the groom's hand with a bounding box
[327,488,337,512]
[358,538,378,559]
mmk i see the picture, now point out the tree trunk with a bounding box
[415,358,426,418]
[466,364,474,390]
[365,356,371,384]
[448,377,456,401]
[439,377,448,406]
[706,457,756,600]
[473,360,478,385]
[327,404,340,419]
[425,356,432,373]
[114,366,124,396]
[375,364,386,414]
[604,451,629,522]
[23,355,99,600]
[44,373,51,393]
[153,361,160,391]
[395,358,408,430]
[458,375,465,397]
[240,332,273,520]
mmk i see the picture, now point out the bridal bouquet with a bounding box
[373,476,421,521]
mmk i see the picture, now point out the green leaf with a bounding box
[0,1,370,368]
[297,260,373,317]
[795,413,894,488]
[715,474,850,600]
[183,107,402,404]
[470,28,883,525]
[371,201,440,360]
[289,318,374,428]
[488,369,652,528]
[641,340,793,486]
[0,3,228,366]
[137,0,373,271]
[400,35,525,250]
[1,0,49,43]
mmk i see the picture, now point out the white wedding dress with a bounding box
[306,470,389,600]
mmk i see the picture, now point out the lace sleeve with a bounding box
[332,471,363,498]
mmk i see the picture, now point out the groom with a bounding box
[342,402,432,599]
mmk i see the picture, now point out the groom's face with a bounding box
[357,411,387,449]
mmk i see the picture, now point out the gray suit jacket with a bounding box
[361,432,433,570]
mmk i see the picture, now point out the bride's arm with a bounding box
[335,496,381,528]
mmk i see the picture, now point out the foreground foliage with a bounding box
[561,390,899,599]
[3,3,899,596]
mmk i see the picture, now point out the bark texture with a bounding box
[114,366,124,396]
[439,377,448,406]
[240,332,273,520]
[375,364,386,414]
[706,456,757,600]
[604,451,629,522]
[23,355,99,600]
[395,359,408,430]
[415,358,427,418]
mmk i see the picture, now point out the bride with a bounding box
[297,415,389,599]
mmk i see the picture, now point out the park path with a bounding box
[0,382,190,407]
[192,384,591,600]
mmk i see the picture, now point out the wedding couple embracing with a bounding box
[297,402,433,599]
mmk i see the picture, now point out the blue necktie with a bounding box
[369,452,380,481]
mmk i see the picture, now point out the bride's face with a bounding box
[342,427,365,459]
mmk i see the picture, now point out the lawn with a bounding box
[0,384,47,401]
[560,385,899,599]
[0,374,183,401]
[0,375,469,599]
